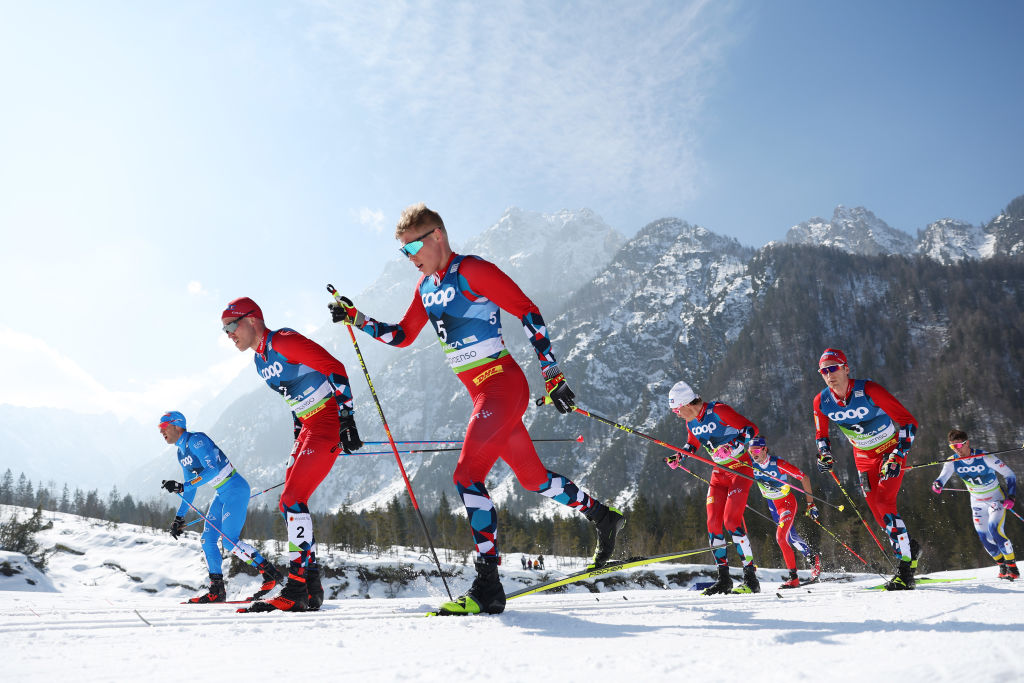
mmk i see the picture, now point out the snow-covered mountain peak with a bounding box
[786,205,916,256]
[916,218,989,264]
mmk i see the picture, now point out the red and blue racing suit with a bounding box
[681,402,758,567]
[254,327,355,579]
[813,378,918,561]
[750,454,815,571]
[351,253,599,559]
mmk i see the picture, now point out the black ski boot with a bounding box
[242,571,309,612]
[884,560,915,590]
[733,563,760,594]
[584,502,625,569]
[188,573,226,604]
[702,564,734,595]
[436,556,506,615]
[246,562,283,602]
[306,566,324,610]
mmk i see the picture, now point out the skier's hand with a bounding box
[339,409,362,454]
[161,479,184,494]
[1004,497,1016,511]
[713,444,734,461]
[806,504,820,521]
[816,452,834,473]
[931,481,943,495]
[665,453,687,470]
[293,415,303,440]
[543,366,576,414]
[169,516,185,540]
[879,453,903,481]
[328,296,364,326]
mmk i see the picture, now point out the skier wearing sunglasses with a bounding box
[812,347,920,589]
[933,428,1018,580]
[328,203,623,615]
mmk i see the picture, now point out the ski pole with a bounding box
[543,397,843,511]
[185,481,286,527]
[808,516,869,566]
[906,444,1024,471]
[345,447,463,456]
[361,436,584,446]
[939,488,1024,523]
[171,491,255,564]
[327,284,453,601]
[828,471,894,568]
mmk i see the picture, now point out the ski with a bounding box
[865,576,975,591]
[505,546,715,601]
[180,599,253,605]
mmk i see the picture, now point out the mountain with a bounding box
[0,406,153,492]
[6,195,1023,527]
[785,205,917,255]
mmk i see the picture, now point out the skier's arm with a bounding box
[270,330,356,410]
[864,381,918,455]
[334,292,429,348]
[712,403,758,451]
[459,258,559,373]
[935,460,955,488]
[987,454,1017,499]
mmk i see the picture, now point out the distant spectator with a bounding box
[521,555,528,570]
[538,554,545,570]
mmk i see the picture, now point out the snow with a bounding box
[3,506,1022,681]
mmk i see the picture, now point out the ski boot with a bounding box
[306,565,324,610]
[883,560,915,590]
[188,573,226,604]
[779,569,801,589]
[246,562,283,602]
[702,565,733,595]
[810,554,822,582]
[999,560,1019,580]
[584,502,625,569]
[241,571,309,612]
[731,563,760,594]
[998,559,1009,579]
[435,556,506,615]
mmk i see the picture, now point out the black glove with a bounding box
[339,409,362,454]
[543,366,576,414]
[293,415,303,440]
[328,296,364,326]
[169,516,185,540]
[161,479,184,494]
[816,452,834,473]
[879,453,903,481]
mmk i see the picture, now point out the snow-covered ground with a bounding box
[2,506,1021,681]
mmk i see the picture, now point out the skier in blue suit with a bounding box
[159,410,282,603]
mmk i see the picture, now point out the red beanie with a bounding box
[819,348,848,367]
[222,297,264,321]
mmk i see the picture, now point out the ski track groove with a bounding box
[1,576,1008,633]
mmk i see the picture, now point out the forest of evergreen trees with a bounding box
[4,460,1017,576]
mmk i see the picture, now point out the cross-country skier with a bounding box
[221,297,363,612]
[933,428,1018,580]
[158,410,282,603]
[747,436,822,588]
[812,347,921,590]
[665,380,760,594]
[328,203,624,616]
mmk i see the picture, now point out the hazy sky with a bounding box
[2,1,1022,424]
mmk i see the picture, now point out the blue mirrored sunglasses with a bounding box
[398,227,439,257]
[222,310,253,334]
[819,364,842,375]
